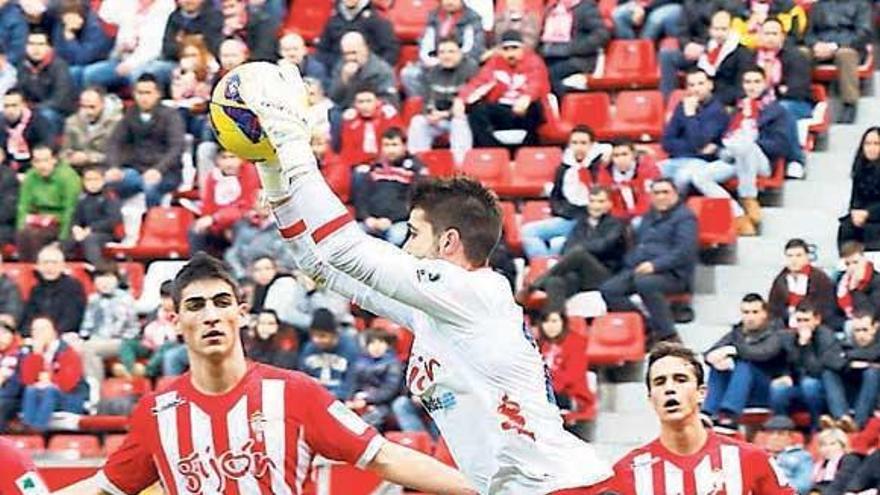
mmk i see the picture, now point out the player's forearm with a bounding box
[367,441,477,495]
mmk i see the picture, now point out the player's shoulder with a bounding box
[250,362,327,394]
[713,431,768,457]
[613,438,662,473]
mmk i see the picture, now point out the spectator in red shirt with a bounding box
[339,86,403,168]
[596,141,662,223]
[458,30,550,148]
[537,310,595,418]
[19,315,88,431]
[188,149,259,256]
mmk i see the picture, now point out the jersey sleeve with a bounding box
[750,448,797,495]
[97,396,160,495]
[610,453,638,495]
[298,375,385,469]
[272,173,480,328]
[0,443,49,495]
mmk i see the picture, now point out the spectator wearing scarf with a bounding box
[768,238,836,328]
[595,141,661,223]
[837,241,880,320]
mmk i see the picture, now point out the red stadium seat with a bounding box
[433,437,457,467]
[589,40,660,90]
[597,0,617,27]
[812,44,874,82]
[386,0,438,43]
[521,257,557,308]
[282,0,333,43]
[67,263,95,295]
[610,90,665,141]
[47,434,102,459]
[322,161,352,204]
[497,147,562,198]
[586,312,646,366]
[385,431,435,455]
[77,415,131,432]
[104,434,127,455]
[370,318,414,361]
[101,377,152,400]
[636,143,669,162]
[0,263,37,299]
[566,316,589,339]
[805,84,831,148]
[520,200,553,224]
[687,197,736,248]
[461,148,511,190]
[499,201,522,253]
[1,434,45,454]
[401,96,424,128]
[416,149,457,177]
[560,92,612,140]
[107,207,194,260]
[665,89,686,122]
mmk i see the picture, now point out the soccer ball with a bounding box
[208,64,277,162]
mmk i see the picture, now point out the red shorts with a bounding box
[549,477,622,495]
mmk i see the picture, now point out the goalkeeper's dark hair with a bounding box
[411,176,502,267]
[645,343,705,391]
[172,252,241,311]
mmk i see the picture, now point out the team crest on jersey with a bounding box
[249,411,267,442]
[497,393,536,441]
[15,472,49,495]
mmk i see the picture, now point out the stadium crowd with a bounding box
[0,0,879,491]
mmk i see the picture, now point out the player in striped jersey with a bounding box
[0,438,50,495]
[55,254,476,495]
[613,344,796,495]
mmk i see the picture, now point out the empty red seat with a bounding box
[282,0,333,43]
[401,96,424,128]
[0,263,36,299]
[610,90,664,141]
[586,312,646,365]
[48,434,102,459]
[499,201,522,253]
[461,148,511,191]
[589,40,660,90]
[687,197,736,248]
[108,207,194,260]
[806,84,831,137]
[417,149,457,177]
[560,92,612,140]
[497,147,562,198]
[101,377,151,400]
[104,434,127,455]
[322,161,352,204]
[386,0,438,43]
[1,434,45,454]
[385,431,435,455]
[665,89,686,122]
[520,200,553,224]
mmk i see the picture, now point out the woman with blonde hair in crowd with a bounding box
[811,427,862,495]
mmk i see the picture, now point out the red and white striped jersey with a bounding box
[613,432,796,495]
[95,362,383,495]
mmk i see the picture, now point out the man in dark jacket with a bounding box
[407,37,477,158]
[401,0,484,97]
[757,18,811,177]
[660,9,754,105]
[521,126,612,259]
[51,0,114,88]
[0,255,22,324]
[844,450,880,493]
[220,0,278,62]
[316,0,399,68]
[804,0,872,123]
[661,68,730,194]
[540,0,610,96]
[62,166,122,265]
[16,29,76,137]
[348,329,403,430]
[20,244,86,336]
[820,308,880,431]
[772,302,839,430]
[0,0,27,66]
[692,66,789,236]
[156,0,223,81]
[328,31,399,109]
[768,238,837,329]
[354,128,426,246]
[703,293,790,432]
[599,178,698,345]
[105,74,185,207]
[0,149,18,247]
[837,241,880,320]
[522,186,627,312]
[0,88,52,172]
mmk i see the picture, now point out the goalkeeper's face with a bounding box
[403,208,442,260]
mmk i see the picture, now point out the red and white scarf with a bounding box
[786,265,812,309]
[756,48,784,89]
[6,105,33,161]
[724,92,775,142]
[697,33,741,76]
[541,0,580,44]
[837,260,875,317]
[812,454,843,485]
[437,9,463,38]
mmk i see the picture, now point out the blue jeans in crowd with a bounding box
[822,368,880,428]
[162,344,189,376]
[779,99,813,164]
[769,376,825,430]
[521,217,577,259]
[612,2,683,40]
[661,157,709,196]
[703,361,772,418]
[21,385,87,431]
[109,167,181,207]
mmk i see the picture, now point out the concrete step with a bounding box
[733,236,839,271]
[593,411,659,444]
[760,207,842,242]
[592,442,644,465]
[598,382,651,414]
[678,321,731,353]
